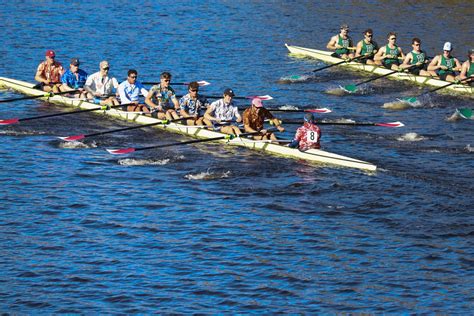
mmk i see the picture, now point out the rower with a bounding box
[459,48,474,84]
[145,72,180,120]
[179,82,212,127]
[288,113,321,151]
[400,38,434,76]
[427,42,462,82]
[61,58,92,98]
[355,28,378,64]
[117,69,150,113]
[374,32,405,70]
[326,24,354,59]
[34,50,65,93]
[242,98,284,141]
[84,60,120,106]
[204,88,242,135]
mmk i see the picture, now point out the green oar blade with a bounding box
[457,108,473,119]
[343,84,358,92]
[402,97,418,104]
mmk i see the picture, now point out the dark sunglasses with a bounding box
[390,37,396,40]
[163,79,170,82]
[190,89,198,92]
[366,34,373,37]
[102,67,110,70]
[129,75,137,78]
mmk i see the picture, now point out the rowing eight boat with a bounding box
[285,44,474,96]
[0,77,377,171]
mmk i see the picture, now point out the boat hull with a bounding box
[0,77,377,171]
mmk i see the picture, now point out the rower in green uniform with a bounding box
[400,38,434,76]
[428,42,462,82]
[355,28,378,65]
[374,32,405,70]
[326,24,354,59]
[459,48,474,84]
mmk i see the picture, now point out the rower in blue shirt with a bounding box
[61,58,91,98]
[117,69,150,112]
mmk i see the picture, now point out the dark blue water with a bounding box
[1,1,474,313]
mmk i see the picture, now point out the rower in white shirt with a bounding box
[84,60,119,106]
[204,88,242,135]
[117,69,149,112]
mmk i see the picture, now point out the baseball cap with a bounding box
[443,42,452,51]
[469,48,474,55]
[223,88,235,97]
[340,24,350,30]
[70,58,80,66]
[45,50,56,58]
[304,113,315,123]
[252,98,263,108]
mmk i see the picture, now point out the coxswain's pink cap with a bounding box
[252,98,263,108]
[45,50,56,58]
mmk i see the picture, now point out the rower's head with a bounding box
[469,49,474,60]
[69,58,80,72]
[363,29,373,41]
[340,24,349,36]
[304,113,315,124]
[252,98,263,111]
[100,61,110,75]
[387,32,397,43]
[411,38,421,51]
[45,50,56,63]
[443,42,452,55]
[223,88,235,103]
[127,69,138,83]
[188,81,199,96]
[160,72,172,87]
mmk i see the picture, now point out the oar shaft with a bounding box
[83,118,186,138]
[0,90,79,103]
[312,54,371,73]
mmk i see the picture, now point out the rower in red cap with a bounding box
[34,50,65,93]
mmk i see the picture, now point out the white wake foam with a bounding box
[118,158,170,166]
[184,170,231,180]
[397,132,426,142]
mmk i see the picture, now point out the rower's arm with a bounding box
[145,90,159,110]
[400,53,412,68]
[460,61,469,79]
[398,47,405,60]
[34,64,48,84]
[204,105,217,122]
[374,49,385,61]
[454,59,463,71]
[84,76,97,96]
[234,112,242,123]
[354,41,363,57]
[427,56,440,71]
[326,36,337,50]
[171,96,180,110]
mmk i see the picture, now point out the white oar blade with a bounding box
[58,134,85,142]
[248,95,273,101]
[307,108,332,113]
[0,118,20,125]
[197,81,210,86]
[106,147,136,155]
[375,121,405,128]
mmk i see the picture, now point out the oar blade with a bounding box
[457,108,473,119]
[306,108,332,113]
[343,84,358,93]
[248,95,273,101]
[402,97,418,104]
[197,81,210,86]
[0,118,20,125]
[58,134,85,142]
[106,147,136,155]
[375,121,405,128]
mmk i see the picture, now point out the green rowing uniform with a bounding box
[438,55,456,80]
[408,50,427,75]
[467,62,474,77]
[335,35,353,56]
[360,40,378,56]
[382,45,401,68]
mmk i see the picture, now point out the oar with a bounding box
[456,108,473,119]
[0,90,80,103]
[343,64,417,92]
[281,120,405,127]
[177,94,273,101]
[106,129,276,155]
[58,117,187,142]
[400,76,474,103]
[142,80,210,86]
[0,103,133,125]
[289,54,372,80]
[237,107,332,113]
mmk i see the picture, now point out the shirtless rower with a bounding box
[355,28,378,64]
[326,24,354,59]
[374,32,405,70]
[145,72,180,120]
[204,88,242,135]
[34,50,65,93]
[427,42,462,82]
[117,69,150,112]
[242,98,284,141]
[400,38,434,76]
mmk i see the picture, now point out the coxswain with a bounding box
[459,48,474,84]
[289,113,321,151]
[427,42,462,82]
[326,24,354,59]
[374,32,405,70]
[34,50,65,93]
[204,88,242,135]
[400,38,434,76]
[84,60,120,106]
[145,72,180,120]
[242,98,284,141]
[60,58,91,98]
[117,69,150,112]
[179,82,212,127]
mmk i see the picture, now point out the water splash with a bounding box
[465,144,474,153]
[397,132,426,142]
[277,74,312,83]
[117,158,171,166]
[59,141,97,149]
[184,170,231,180]
[446,111,462,122]
[0,130,46,136]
